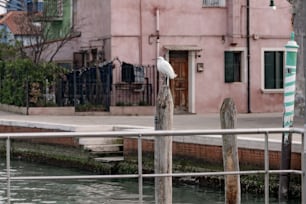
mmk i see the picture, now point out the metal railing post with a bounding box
[302,132,306,204]
[264,132,269,204]
[0,128,302,203]
[138,134,143,203]
[6,137,11,204]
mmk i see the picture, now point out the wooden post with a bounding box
[154,85,173,204]
[220,98,241,204]
[279,132,292,201]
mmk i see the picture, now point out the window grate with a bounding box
[203,0,226,7]
[57,0,63,17]
[44,0,63,18]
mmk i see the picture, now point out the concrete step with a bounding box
[94,156,124,162]
[90,150,123,156]
[84,144,123,152]
[78,137,123,145]
[73,125,113,132]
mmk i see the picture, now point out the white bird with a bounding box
[157,56,177,85]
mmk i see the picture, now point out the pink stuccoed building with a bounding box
[51,0,293,114]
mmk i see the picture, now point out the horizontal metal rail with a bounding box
[0,127,304,204]
[0,127,302,138]
[0,169,302,181]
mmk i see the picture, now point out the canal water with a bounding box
[0,160,299,203]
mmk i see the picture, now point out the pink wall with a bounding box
[248,0,292,112]
[76,0,110,42]
[51,0,293,113]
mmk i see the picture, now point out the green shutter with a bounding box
[225,52,234,83]
[275,51,284,89]
[264,52,276,89]
[233,53,241,81]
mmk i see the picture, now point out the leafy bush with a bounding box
[0,59,66,107]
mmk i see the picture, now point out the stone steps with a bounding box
[84,144,123,152]
[94,156,124,162]
[78,137,123,145]
[78,137,124,162]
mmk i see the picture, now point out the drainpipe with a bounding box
[156,9,160,59]
[246,0,251,113]
[154,8,159,125]
[71,0,74,28]
[139,0,143,64]
[156,8,160,93]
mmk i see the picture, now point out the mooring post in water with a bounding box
[220,98,241,204]
[154,85,173,204]
[279,32,299,202]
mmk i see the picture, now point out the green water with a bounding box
[0,160,300,203]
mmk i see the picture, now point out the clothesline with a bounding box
[112,56,155,68]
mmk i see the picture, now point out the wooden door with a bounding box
[169,51,188,113]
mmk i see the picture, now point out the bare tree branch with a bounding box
[11,1,79,64]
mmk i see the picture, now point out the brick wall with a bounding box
[0,125,78,146]
[124,138,301,169]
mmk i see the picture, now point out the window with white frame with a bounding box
[263,51,284,90]
[224,51,242,83]
[45,0,63,17]
[203,0,226,7]
[57,0,63,17]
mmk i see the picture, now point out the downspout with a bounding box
[156,8,160,93]
[246,0,251,113]
[156,9,160,59]
[139,0,143,64]
[71,0,74,28]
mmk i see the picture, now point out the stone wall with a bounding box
[124,138,301,170]
[0,125,77,146]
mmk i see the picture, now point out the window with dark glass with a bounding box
[44,0,63,17]
[224,51,241,83]
[264,51,284,89]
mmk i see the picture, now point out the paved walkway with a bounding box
[0,111,304,151]
[0,111,303,130]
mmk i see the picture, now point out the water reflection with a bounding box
[0,160,300,203]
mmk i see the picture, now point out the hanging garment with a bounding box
[99,62,113,111]
[100,62,113,93]
[134,66,145,83]
[122,62,135,83]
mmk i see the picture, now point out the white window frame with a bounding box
[45,0,63,17]
[261,48,286,93]
[203,0,226,7]
[57,61,73,71]
[224,48,247,83]
[57,0,63,17]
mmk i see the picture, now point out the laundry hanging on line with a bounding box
[121,62,144,83]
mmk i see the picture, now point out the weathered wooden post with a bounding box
[220,98,241,204]
[154,84,173,204]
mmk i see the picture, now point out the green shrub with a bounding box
[0,59,66,107]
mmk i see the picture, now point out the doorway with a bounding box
[169,51,189,113]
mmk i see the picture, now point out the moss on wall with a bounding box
[0,140,301,200]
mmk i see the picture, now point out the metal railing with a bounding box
[0,127,305,204]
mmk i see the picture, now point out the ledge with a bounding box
[110,106,155,116]
[0,104,75,115]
